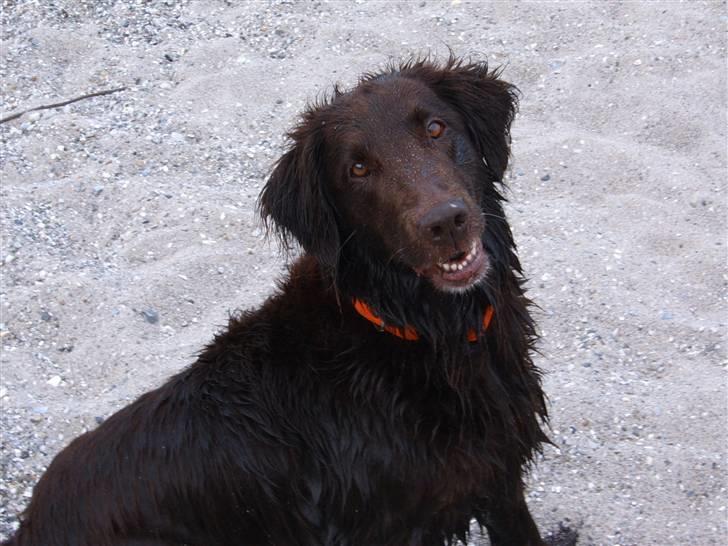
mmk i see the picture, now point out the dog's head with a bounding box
[259,57,518,293]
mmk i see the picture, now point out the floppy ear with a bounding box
[405,58,518,180]
[258,120,340,272]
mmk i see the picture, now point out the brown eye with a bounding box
[427,120,445,139]
[350,162,369,177]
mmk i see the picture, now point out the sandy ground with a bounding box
[1,1,726,544]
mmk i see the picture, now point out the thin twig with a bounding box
[0,86,128,125]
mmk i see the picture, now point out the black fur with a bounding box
[5,57,576,546]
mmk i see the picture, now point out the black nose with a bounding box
[418,199,469,242]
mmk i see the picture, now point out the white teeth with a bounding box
[437,239,481,272]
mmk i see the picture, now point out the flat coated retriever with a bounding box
[5,57,577,546]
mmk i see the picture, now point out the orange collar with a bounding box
[352,299,494,342]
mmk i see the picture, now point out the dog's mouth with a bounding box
[417,238,489,292]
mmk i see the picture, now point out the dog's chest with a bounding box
[327,362,508,511]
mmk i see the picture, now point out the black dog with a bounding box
[5,57,576,546]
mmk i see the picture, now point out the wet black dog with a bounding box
[6,58,577,546]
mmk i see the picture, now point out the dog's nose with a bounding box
[419,199,469,242]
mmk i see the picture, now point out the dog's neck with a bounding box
[332,244,500,346]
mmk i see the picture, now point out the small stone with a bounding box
[95,416,105,425]
[540,174,551,181]
[142,309,159,324]
[93,185,104,196]
[27,111,41,122]
[40,310,52,321]
[689,192,713,207]
[47,375,62,387]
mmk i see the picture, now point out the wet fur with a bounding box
[5,57,576,546]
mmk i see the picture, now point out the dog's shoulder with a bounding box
[177,255,338,391]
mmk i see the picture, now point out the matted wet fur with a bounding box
[5,57,577,546]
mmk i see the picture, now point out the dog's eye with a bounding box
[350,162,369,177]
[427,120,445,139]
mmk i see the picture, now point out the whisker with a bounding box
[386,246,408,267]
[480,211,507,221]
[338,230,357,253]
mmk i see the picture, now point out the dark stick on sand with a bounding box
[0,86,128,125]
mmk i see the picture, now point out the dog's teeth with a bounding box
[440,247,480,274]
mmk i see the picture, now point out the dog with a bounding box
[5,57,577,546]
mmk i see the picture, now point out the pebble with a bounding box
[141,309,159,324]
[46,376,62,388]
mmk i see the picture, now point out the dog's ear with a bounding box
[258,119,340,272]
[406,58,518,180]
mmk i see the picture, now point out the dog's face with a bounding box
[260,58,517,293]
[320,77,489,292]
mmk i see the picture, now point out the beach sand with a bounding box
[1,2,726,544]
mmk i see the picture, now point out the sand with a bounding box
[1,1,726,544]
